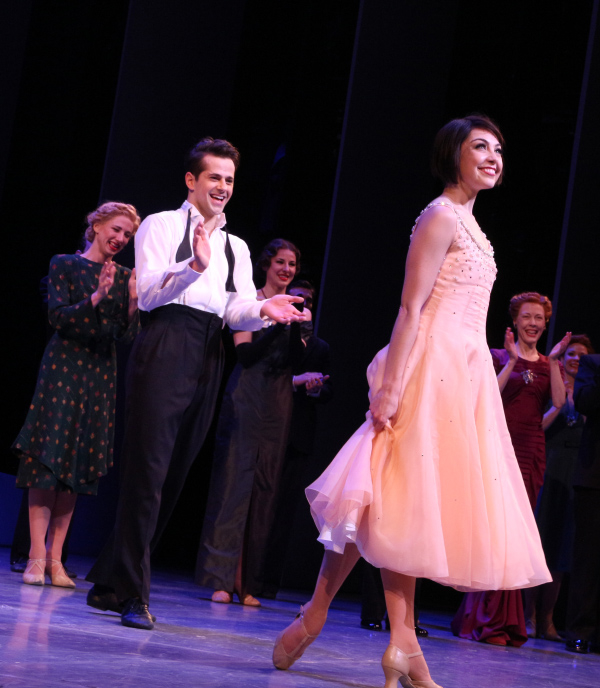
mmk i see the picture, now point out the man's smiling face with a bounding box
[186,154,235,219]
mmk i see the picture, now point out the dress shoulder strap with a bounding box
[410,200,457,236]
[410,200,494,258]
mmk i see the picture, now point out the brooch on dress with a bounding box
[521,369,536,385]
[564,398,578,426]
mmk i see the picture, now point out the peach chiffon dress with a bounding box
[306,201,551,592]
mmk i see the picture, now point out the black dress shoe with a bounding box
[88,586,156,621]
[565,638,589,654]
[589,643,600,654]
[10,556,28,573]
[259,590,278,600]
[360,618,384,631]
[87,585,122,613]
[121,598,155,630]
[415,625,429,637]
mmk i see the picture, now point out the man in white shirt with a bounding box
[86,138,304,629]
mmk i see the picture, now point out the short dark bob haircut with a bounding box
[431,114,505,187]
[256,238,301,275]
[186,137,241,179]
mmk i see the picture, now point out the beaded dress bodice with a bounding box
[412,201,497,338]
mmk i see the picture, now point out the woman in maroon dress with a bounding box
[451,291,570,645]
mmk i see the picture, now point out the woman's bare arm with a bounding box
[370,206,456,432]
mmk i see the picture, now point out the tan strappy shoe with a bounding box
[381,644,444,688]
[45,559,76,588]
[273,606,319,670]
[23,558,46,585]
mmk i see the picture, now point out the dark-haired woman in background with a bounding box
[452,292,570,646]
[529,335,594,640]
[12,202,140,588]
[196,239,305,606]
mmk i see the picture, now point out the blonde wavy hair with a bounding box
[84,202,141,243]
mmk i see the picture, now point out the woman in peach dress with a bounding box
[272,115,552,688]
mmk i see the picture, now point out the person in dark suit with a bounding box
[85,139,306,630]
[258,280,333,598]
[565,353,600,654]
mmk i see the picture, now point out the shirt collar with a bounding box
[181,200,227,232]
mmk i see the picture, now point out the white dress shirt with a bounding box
[136,200,265,331]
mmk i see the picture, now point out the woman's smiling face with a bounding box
[92,214,135,259]
[265,249,297,291]
[562,343,589,379]
[514,302,546,346]
[458,128,503,191]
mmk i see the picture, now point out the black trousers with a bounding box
[259,445,311,597]
[86,305,224,605]
[566,486,600,643]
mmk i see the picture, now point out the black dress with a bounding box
[12,254,139,495]
[535,401,583,573]
[260,332,333,597]
[196,322,301,595]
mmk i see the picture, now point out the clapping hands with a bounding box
[128,268,138,321]
[91,261,117,307]
[504,327,518,361]
[293,372,330,396]
[190,218,211,273]
[548,332,572,360]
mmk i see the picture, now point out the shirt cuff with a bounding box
[259,297,275,324]
[182,262,204,282]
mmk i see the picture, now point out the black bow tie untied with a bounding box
[175,208,236,292]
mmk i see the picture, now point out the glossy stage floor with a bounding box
[0,549,597,687]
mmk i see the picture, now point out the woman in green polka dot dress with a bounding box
[12,202,141,588]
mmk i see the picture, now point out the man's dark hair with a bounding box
[186,137,241,178]
[288,279,315,296]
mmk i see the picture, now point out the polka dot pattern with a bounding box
[13,254,139,495]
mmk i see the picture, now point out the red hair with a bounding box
[509,292,552,324]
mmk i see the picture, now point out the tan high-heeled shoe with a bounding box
[538,619,562,642]
[237,592,261,607]
[23,558,46,585]
[381,644,444,688]
[273,606,319,670]
[45,559,76,588]
[211,590,233,603]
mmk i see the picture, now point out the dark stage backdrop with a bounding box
[2,0,598,604]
